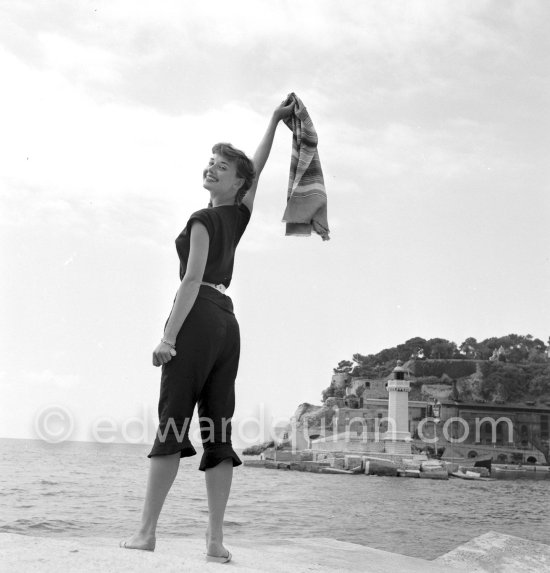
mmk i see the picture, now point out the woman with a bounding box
[121,99,294,563]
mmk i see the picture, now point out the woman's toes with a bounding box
[119,536,155,551]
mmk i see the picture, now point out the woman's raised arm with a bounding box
[241,99,294,213]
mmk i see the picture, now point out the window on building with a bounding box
[520,424,529,447]
[496,422,504,445]
[480,421,492,445]
[511,452,523,463]
[541,415,549,440]
[449,420,463,440]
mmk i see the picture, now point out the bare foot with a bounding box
[206,528,229,559]
[206,539,229,559]
[119,532,155,552]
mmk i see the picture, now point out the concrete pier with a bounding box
[1,531,549,572]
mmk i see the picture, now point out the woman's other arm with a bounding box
[241,100,295,214]
[152,222,209,367]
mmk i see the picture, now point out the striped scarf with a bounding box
[282,93,330,241]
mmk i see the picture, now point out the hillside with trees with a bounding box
[327,334,550,404]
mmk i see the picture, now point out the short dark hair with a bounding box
[212,142,256,204]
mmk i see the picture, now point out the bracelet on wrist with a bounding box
[161,338,176,349]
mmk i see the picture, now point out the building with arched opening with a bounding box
[436,400,549,464]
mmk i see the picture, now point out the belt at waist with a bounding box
[201,281,227,294]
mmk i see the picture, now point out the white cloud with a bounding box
[40,31,121,85]
[4,0,542,117]
[1,369,81,392]
[0,44,272,239]
[239,211,283,253]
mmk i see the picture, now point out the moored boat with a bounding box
[451,470,495,481]
[492,465,550,480]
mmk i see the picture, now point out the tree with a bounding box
[321,386,336,403]
[527,348,547,364]
[397,337,428,360]
[508,345,529,364]
[459,337,479,358]
[478,337,501,360]
[351,353,373,376]
[529,372,550,395]
[480,362,530,401]
[333,360,353,374]
[333,386,345,399]
[476,333,549,364]
[427,338,457,359]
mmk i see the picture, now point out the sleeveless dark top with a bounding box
[175,203,251,311]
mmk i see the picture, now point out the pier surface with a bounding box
[1,531,549,572]
[435,531,550,572]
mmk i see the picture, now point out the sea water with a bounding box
[0,438,548,560]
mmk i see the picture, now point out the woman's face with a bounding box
[203,153,242,195]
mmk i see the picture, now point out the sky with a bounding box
[1,0,549,447]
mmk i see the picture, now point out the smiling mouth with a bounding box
[205,173,218,182]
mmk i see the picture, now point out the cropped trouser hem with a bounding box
[199,443,242,472]
[147,436,197,459]
[147,439,242,471]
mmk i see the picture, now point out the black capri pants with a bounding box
[148,286,242,471]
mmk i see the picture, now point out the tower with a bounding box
[384,360,412,454]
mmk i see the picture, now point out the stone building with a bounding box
[308,362,550,464]
[345,376,388,401]
[311,362,420,457]
[435,400,550,464]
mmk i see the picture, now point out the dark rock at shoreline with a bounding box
[242,440,274,456]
